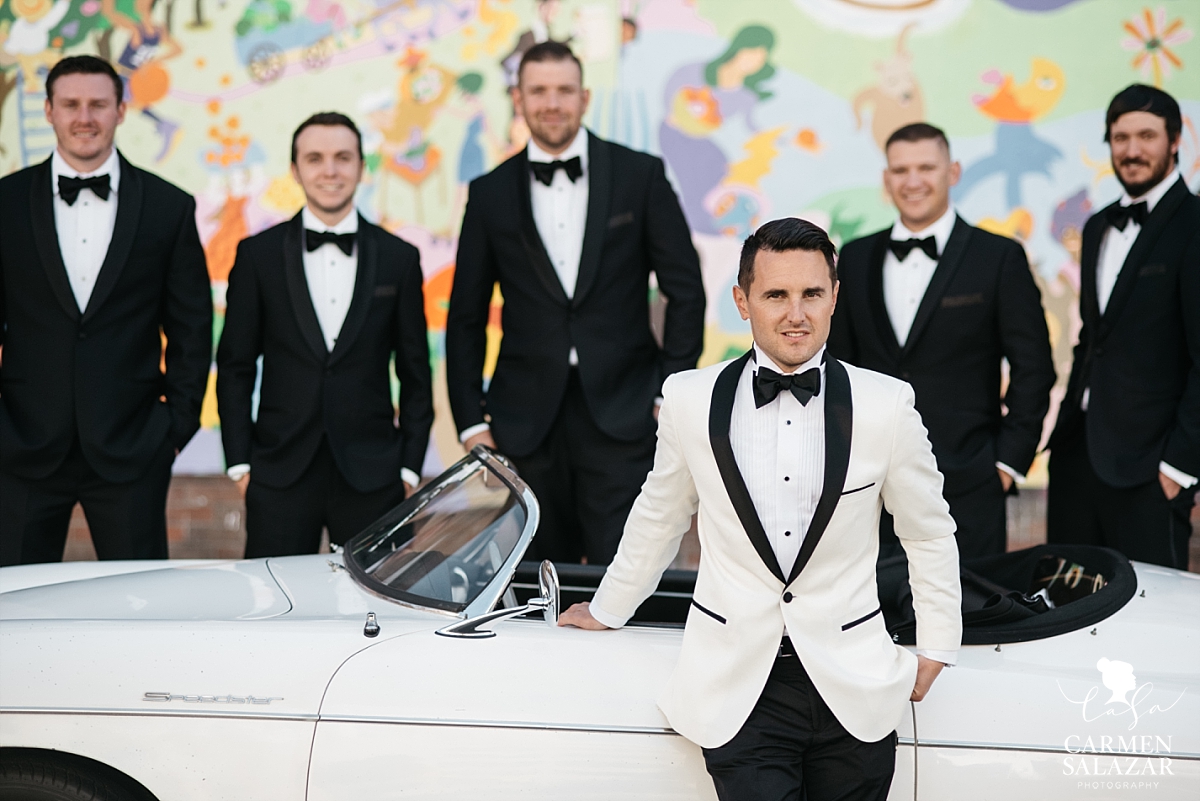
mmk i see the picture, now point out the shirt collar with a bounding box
[302,205,359,234]
[1120,168,1182,214]
[891,204,957,255]
[52,147,121,197]
[527,127,589,172]
[751,343,826,377]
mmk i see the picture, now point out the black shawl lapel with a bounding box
[283,213,330,363]
[327,215,378,367]
[786,355,853,586]
[569,131,611,308]
[1078,209,1106,330]
[901,216,970,356]
[28,157,80,322]
[82,152,142,324]
[865,232,901,362]
[708,351,786,584]
[514,150,570,306]
[1100,178,1189,330]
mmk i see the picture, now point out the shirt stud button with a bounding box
[784,530,791,537]
[786,420,791,425]
[784,476,790,482]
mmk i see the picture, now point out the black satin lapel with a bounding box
[1079,211,1106,328]
[327,216,378,366]
[708,351,785,584]
[82,154,141,323]
[865,233,901,361]
[283,215,329,362]
[1101,179,1189,327]
[786,356,853,586]
[570,133,611,308]
[29,158,80,322]
[901,217,970,356]
[515,150,570,306]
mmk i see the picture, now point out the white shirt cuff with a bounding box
[1080,387,1090,411]
[996,462,1025,483]
[587,601,628,630]
[401,468,421,489]
[459,423,491,444]
[917,649,957,667]
[654,396,664,407]
[226,464,250,481]
[1159,461,1198,489]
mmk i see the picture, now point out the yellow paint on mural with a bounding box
[727,126,786,188]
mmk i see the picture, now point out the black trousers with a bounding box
[703,648,896,801]
[1048,421,1195,569]
[880,472,1007,560]
[509,370,656,566]
[0,435,174,566]
[244,438,407,558]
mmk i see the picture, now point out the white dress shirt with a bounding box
[1084,169,1195,489]
[883,205,956,347]
[52,148,120,311]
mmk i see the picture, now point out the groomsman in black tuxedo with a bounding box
[0,56,212,565]
[217,113,433,557]
[1047,85,1200,569]
[829,123,1055,559]
[446,42,705,565]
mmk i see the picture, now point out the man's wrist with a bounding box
[459,423,491,444]
[996,462,1025,483]
[1159,461,1198,489]
[227,464,250,481]
[401,468,421,489]
[916,648,957,667]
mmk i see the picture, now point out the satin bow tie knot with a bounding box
[1107,201,1148,232]
[530,156,583,186]
[888,236,938,262]
[305,229,356,256]
[58,174,111,205]
[754,366,822,409]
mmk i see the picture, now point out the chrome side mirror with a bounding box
[436,560,559,639]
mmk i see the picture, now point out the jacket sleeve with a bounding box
[882,381,963,655]
[643,157,705,388]
[163,196,214,451]
[445,183,498,435]
[827,248,860,365]
[994,240,1056,475]
[215,240,261,469]
[394,247,434,478]
[1162,227,1200,478]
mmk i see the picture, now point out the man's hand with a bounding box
[557,602,611,630]
[235,474,250,498]
[1160,471,1182,501]
[403,481,414,499]
[463,430,497,453]
[997,469,1014,493]
[910,655,945,702]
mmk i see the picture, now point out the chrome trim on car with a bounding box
[314,714,680,736]
[900,738,1200,761]
[0,707,317,722]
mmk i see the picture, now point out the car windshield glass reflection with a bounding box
[345,457,526,613]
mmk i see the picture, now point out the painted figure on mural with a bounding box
[851,24,925,153]
[2,0,69,91]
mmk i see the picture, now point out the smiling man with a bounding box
[0,55,211,565]
[559,218,961,801]
[1047,85,1200,569]
[216,112,433,557]
[828,122,1055,559]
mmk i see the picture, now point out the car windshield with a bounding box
[343,450,535,614]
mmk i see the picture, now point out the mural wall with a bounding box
[2,0,1198,484]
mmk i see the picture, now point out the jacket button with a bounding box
[77,331,87,340]
[901,371,911,380]
[783,592,793,603]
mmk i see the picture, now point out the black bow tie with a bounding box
[1107,201,1148,232]
[305,229,356,256]
[888,236,938,262]
[754,366,822,409]
[530,156,583,186]
[58,174,111,205]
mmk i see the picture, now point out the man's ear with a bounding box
[732,284,750,321]
[948,160,962,187]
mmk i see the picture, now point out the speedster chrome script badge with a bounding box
[143,692,283,704]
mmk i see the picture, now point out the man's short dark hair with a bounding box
[885,122,951,154]
[46,55,124,105]
[291,112,363,163]
[518,41,584,85]
[1104,84,1181,144]
[739,218,838,291]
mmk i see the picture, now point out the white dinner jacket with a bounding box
[591,352,962,747]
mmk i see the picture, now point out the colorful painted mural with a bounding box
[2,0,1197,485]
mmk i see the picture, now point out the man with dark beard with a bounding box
[1047,85,1200,568]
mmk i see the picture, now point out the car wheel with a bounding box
[0,752,147,801]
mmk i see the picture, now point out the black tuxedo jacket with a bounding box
[828,217,1055,496]
[446,132,705,457]
[216,213,433,493]
[0,153,212,483]
[1049,178,1200,487]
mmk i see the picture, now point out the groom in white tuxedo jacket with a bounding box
[560,218,962,801]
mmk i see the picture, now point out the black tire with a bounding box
[0,751,151,801]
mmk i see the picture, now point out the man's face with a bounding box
[45,73,125,170]
[883,138,960,232]
[514,58,589,155]
[733,249,838,372]
[290,125,363,220]
[1109,111,1178,198]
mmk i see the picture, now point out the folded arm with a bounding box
[163,197,213,452]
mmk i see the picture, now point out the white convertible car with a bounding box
[1,448,1197,800]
